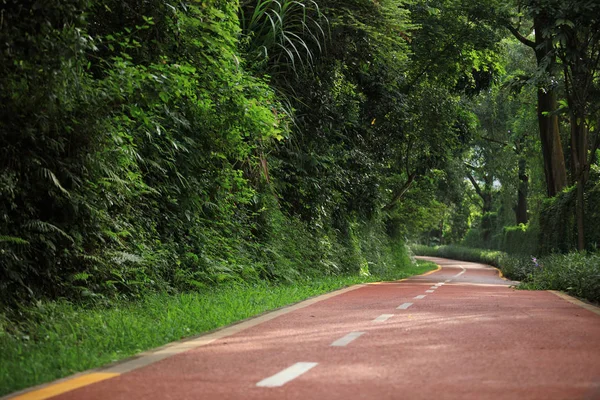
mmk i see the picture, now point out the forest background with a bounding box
[1,0,599,395]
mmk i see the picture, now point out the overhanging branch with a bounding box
[466,172,484,201]
[505,24,535,49]
[382,172,417,211]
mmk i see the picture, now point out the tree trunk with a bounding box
[516,156,528,224]
[507,15,568,197]
[536,89,568,196]
[533,15,568,197]
[576,178,585,251]
[571,118,589,251]
[465,172,493,242]
[481,175,493,242]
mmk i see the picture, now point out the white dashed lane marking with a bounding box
[414,295,426,300]
[397,302,413,310]
[330,332,365,347]
[454,266,466,278]
[256,362,318,387]
[425,290,435,293]
[373,314,394,322]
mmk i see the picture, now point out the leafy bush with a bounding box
[0,0,285,305]
[499,255,536,281]
[499,223,539,255]
[539,174,600,254]
[518,253,600,303]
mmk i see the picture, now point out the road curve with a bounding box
[9,257,600,400]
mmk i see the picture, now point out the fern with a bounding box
[39,168,71,197]
[23,221,74,243]
[110,251,144,265]
[0,236,29,246]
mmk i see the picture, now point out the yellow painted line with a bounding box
[9,373,119,400]
[492,266,509,281]
[548,290,600,316]
[420,264,442,277]
[6,284,367,398]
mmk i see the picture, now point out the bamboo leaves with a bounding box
[240,0,328,75]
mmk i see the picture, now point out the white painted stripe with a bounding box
[435,282,444,286]
[256,362,318,387]
[425,290,434,293]
[445,279,451,283]
[453,266,467,279]
[429,286,438,290]
[397,302,413,310]
[330,331,365,347]
[373,314,394,322]
[414,295,426,300]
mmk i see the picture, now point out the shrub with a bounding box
[539,174,600,254]
[519,252,600,303]
[500,223,539,255]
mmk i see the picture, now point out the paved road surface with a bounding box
[10,257,600,400]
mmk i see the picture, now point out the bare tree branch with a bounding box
[382,172,417,211]
[466,172,484,201]
[480,136,519,154]
[505,24,535,49]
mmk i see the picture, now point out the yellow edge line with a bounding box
[6,264,444,399]
[9,373,119,400]
[5,284,366,399]
[548,290,600,316]
[493,267,509,281]
[420,264,442,277]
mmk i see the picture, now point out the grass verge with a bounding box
[0,260,435,396]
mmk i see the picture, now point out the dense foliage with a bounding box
[1,0,499,310]
[1,0,598,311]
[1,0,288,305]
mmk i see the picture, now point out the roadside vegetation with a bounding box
[412,245,600,304]
[1,0,599,396]
[0,260,435,396]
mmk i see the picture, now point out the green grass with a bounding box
[0,260,434,396]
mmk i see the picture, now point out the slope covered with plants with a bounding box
[0,0,502,307]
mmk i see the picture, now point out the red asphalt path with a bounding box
[18,257,600,399]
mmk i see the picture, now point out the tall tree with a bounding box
[549,0,600,250]
[505,1,568,197]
